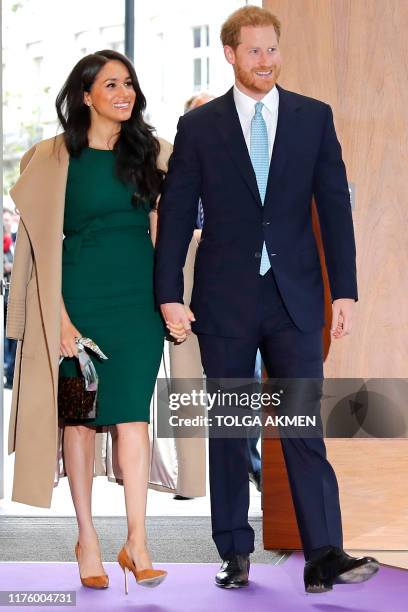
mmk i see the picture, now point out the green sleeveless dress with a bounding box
[59,147,164,425]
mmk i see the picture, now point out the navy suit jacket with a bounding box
[155,85,357,338]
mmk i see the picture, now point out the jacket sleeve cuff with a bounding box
[156,296,184,305]
[6,298,26,339]
[331,294,358,303]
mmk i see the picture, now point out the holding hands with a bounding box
[161,303,196,343]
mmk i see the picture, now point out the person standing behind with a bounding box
[155,6,379,593]
[170,92,214,502]
[3,208,16,250]
[3,208,17,388]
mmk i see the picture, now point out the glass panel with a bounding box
[194,57,201,89]
[193,26,201,48]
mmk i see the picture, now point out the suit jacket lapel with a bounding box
[264,85,302,204]
[213,88,262,208]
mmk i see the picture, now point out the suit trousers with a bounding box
[197,269,343,560]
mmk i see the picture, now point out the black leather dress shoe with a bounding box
[304,547,380,593]
[215,554,250,588]
[249,470,262,492]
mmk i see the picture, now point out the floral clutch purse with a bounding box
[58,337,108,421]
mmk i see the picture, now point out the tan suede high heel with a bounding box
[117,545,167,593]
[74,542,109,589]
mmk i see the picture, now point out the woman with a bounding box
[6,50,170,592]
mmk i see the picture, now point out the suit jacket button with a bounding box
[262,221,271,226]
[255,252,261,258]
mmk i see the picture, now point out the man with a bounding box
[155,6,379,593]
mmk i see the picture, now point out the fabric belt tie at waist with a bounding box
[63,211,149,264]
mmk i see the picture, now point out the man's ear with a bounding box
[223,45,236,66]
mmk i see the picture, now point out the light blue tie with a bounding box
[250,101,271,275]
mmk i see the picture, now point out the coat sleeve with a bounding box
[154,116,202,304]
[149,137,174,246]
[5,146,37,340]
[313,105,358,301]
[157,136,173,173]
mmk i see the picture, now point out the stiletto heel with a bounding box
[75,542,109,589]
[117,545,167,591]
[124,566,129,595]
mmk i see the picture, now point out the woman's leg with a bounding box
[63,424,105,576]
[116,422,152,569]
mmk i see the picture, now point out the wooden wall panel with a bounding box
[263,0,408,377]
[262,0,408,551]
[263,437,408,550]
[263,438,301,549]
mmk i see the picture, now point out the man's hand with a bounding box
[161,303,196,343]
[331,298,355,339]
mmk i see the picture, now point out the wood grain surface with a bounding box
[262,0,408,551]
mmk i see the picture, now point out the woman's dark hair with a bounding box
[55,49,164,208]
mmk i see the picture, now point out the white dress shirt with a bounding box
[233,84,279,161]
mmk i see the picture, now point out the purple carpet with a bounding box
[0,554,406,611]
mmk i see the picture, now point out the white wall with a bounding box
[2,0,262,195]
[134,0,262,142]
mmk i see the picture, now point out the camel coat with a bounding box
[6,133,204,507]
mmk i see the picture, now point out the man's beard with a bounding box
[235,64,279,95]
